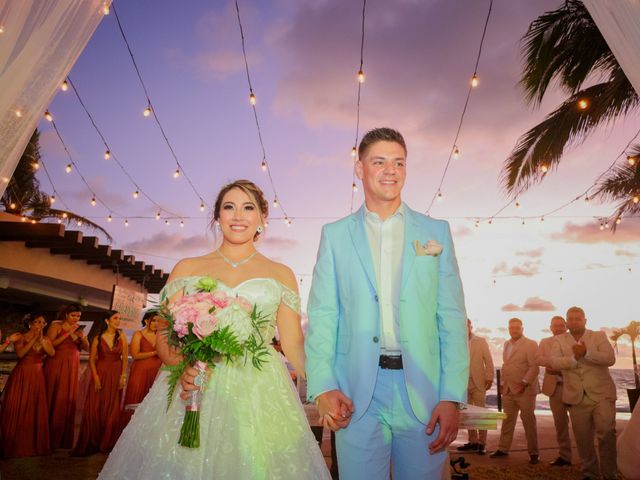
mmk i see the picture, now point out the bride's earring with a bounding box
[256,225,264,234]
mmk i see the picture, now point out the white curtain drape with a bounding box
[0,0,110,197]
[582,0,640,96]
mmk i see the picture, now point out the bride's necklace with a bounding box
[217,249,258,268]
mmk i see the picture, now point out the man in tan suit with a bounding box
[536,316,572,466]
[490,318,539,464]
[458,319,494,454]
[549,306,617,480]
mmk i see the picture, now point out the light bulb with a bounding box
[352,182,358,192]
[133,190,139,199]
[107,214,112,222]
[605,222,610,229]
[15,110,22,118]
[57,218,62,224]
[540,217,545,222]
[62,213,68,219]
[285,217,292,226]
[143,105,152,117]
[180,220,184,228]
[200,202,205,212]
[616,217,622,225]
[77,220,83,226]
[261,160,267,172]
[577,98,589,110]
[249,92,256,105]
[165,219,170,226]
[628,156,637,166]
[102,4,110,15]
[541,164,548,173]
[31,219,36,224]
[44,110,53,122]
[453,146,460,159]
[90,197,96,206]
[357,70,365,83]
[599,223,604,231]
[633,196,639,204]
[522,219,525,225]
[351,147,357,158]
[50,195,56,204]
[515,200,521,208]
[173,169,180,178]
[32,162,40,170]
[488,219,493,225]
[156,212,161,220]
[273,198,279,208]
[585,195,590,203]
[9,203,16,209]
[61,80,69,92]
[104,149,111,160]
[471,74,478,88]
[21,217,27,222]
[124,219,129,227]
[437,191,443,202]
[65,164,72,173]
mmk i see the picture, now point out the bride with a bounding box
[99,180,330,479]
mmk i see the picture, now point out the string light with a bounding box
[453,146,460,159]
[32,161,40,170]
[628,156,637,166]
[65,164,72,173]
[357,69,365,83]
[102,3,110,15]
[31,219,36,224]
[124,219,129,227]
[437,191,443,202]
[599,223,605,231]
[165,219,170,226]
[104,149,111,160]
[351,147,357,158]
[50,195,56,205]
[61,80,69,92]
[155,212,161,220]
[352,182,358,192]
[57,218,62,224]
[471,74,479,88]
[133,190,139,198]
[540,164,548,173]
[107,214,112,222]
[173,168,180,179]
[180,220,185,228]
[44,110,53,122]
[273,198,279,208]
[21,217,27,223]
[90,197,97,206]
[62,213,68,219]
[200,203,205,212]
[585,195,590,203]
[515,200,521,208]
[143,105,152,117]
[633,196,639,204]
[577,98,589,110]
[77,220,83,226]
[261,160,267,172]
[9,202,16,210]
[540,216,545,222]
[249,92,256,105]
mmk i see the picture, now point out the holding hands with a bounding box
[315,390,354,432]
[572,341,587,360]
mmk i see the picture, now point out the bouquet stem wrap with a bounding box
[178,360,208,448]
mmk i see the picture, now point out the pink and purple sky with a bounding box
[35,0,639,366]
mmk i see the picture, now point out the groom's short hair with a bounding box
[358,127,407,159]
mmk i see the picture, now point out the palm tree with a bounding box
[1,130,112,241]
[501,0,640,216]
[610,320,640,389]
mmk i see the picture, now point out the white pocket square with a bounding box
[413,239,443,257]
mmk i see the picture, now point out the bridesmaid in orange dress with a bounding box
[120,311,161,428]
[1,313,54,457]
[44,303,90,450]
[72,311,128,456]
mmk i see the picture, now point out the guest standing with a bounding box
[120,311,161,427]
[44,304,90,450]
[0,329,21,353]
[458,319,494,455]
[1,313,54,457]
[490,318,540,464]
[72,311,128,456]
[536,315,572,467]
[549,306,617,480]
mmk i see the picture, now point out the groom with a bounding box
[305,127,469,479]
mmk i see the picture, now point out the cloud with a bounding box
[615,248,639,258]
[492,260,541,276]
[123,232,211,256]
[551,221,640,244]
[453,225,472,238]
[501,296,556,312]
[474,327,492,335]
[260,236,298,249]
[516,248,544,258]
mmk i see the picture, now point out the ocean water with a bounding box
[484,368,638,413]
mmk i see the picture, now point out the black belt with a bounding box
[379,355,403,370]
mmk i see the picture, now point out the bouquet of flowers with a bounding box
[155,276,270,448]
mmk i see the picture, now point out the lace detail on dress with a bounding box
[280,285,301,315]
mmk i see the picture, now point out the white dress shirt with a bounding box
[364,203,404,355]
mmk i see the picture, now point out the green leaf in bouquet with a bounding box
[162,361,187,411]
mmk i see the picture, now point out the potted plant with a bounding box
[610,321,640,412]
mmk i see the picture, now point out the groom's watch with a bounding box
[446,401,465,411]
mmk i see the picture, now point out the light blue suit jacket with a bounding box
[305,204,469,423]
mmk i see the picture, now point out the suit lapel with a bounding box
[348,206,378,294]
[400,206,420,294]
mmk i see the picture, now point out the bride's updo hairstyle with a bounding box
[211,180,269,240]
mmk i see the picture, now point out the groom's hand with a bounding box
[316,390,354,432]
[426,401,459,454]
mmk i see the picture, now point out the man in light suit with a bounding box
[536,315,572,467]
[305,127,469,479]
[548,306,617,480]
[490,318,539,464]
[458,319,494,454]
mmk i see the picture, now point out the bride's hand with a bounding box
[179,365,211,401]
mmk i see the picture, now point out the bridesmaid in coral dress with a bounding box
[120,311,161,428]
[72,311,128,456]
[1,313,55,457]
[44,303,90,450]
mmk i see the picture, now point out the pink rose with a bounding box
[212,291,229,309]
[193,313,219,339]
[234,296,253,314]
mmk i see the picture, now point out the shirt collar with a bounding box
[364,202,405,221]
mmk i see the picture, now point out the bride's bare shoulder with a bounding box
[262,258,298,292]
[168,253,218,281]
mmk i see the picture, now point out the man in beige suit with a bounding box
[549,306,617,480]
[490,318,539,464]
[536,316,572,467]
[458,319,494,454]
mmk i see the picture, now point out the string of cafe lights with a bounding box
[234,0,291,226]
[110,3,208,212]
[425,0,494,215]
[491,259,638,284]
[349,0,368,213]
[64,76,184,223]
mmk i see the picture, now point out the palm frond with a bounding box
[520,0,618,106]
[594,144,640,226]
[502,72,639,194]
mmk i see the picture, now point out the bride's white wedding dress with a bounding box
[99,276,330,479]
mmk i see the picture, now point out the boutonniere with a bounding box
[413,239,443,257]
